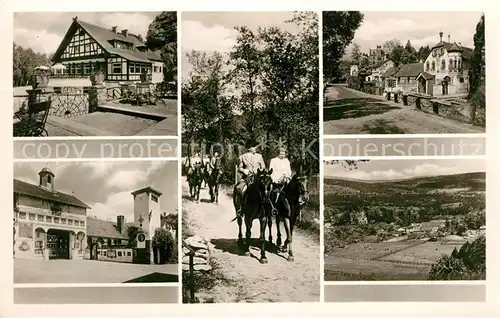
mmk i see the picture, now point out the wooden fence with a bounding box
[182,239,196,303]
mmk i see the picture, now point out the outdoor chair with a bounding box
[13,99,51,137]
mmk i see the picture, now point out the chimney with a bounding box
[121,29,128,37]
[448,34,451,42]
[111,26,117,34]
[439,31,443,42]
[117,215,125,234]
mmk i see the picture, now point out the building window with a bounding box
[46,216,52,223]
[151,195,158,203]
[458,59,462,70]
[112,63,122,74]
[441,59,445,70]
[81,221,85,227]
[118,251,122,257]
[129,64,135,74]
[38,215,44,222]
[54,87,62,94]
[29,213,35,220]
[68,219,73,225]
[84,64,91,74]
[459,77,464,83]
[426,62,429,71]
[54,217,60,224]
[127,251,131,256]
[431,61,435,71]
[19,212,26,219]
[102,251,107,257]
[61,218,67,224]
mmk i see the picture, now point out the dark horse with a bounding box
[232,168,274,264]
[206,159,222,203]
[187,162,204,202]
[268,166,310,262]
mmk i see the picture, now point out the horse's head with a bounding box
[293,167,310,206]
[256,168,274,204]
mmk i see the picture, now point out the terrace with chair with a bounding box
[13,66,177,137]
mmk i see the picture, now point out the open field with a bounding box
[379,242,464,265]
[327,240,426,261]
[324,255,430,281]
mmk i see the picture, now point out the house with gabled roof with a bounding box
[51,16,165,83]
[383,62,424,94]
[421,32,473,96]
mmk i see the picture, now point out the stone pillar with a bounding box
[402,95,408,106]
[394,93,399,103]
[89,84,107,113]
[415,97,421,109]
[27,88,52,105]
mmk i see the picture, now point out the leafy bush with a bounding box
[428,235,485,280]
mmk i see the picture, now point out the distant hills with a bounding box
[324,172,486,193]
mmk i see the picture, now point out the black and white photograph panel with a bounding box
[181,12,320,303]
[13,161,179,284]
[323,11,485,134]
[13,12,177,137]
[323,159,485,281]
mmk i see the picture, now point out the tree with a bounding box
[389,43,405,67]
[323,11,364,81]
[417,45,431,62]
[127,225,140,247]
[429,235,485,280]
[469,13,485,122]
[152,228,176,264]
[401,40,418,64]
[229,26,264,143]
[350,43,362,65]
[13,43,51,87]
[145,11,177,50]
[146,12,177,88]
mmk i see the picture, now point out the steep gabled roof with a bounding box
[86,217,129,239]
[432,41,474,60]
[53,18,164,63]
[417,71,435,80]
[381,66,397,78]
[394,63,424,77]
[371,59,393,70]
[14,179,90,210]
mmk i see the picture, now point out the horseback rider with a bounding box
[190,152,202,170]
[235,140,265,217]
[209,151,222,173]
[269,148,292,216]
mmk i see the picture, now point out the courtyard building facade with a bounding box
[14,168,89,260]
[14,168,175,264]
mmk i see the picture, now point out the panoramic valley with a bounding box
[324,172,486,281]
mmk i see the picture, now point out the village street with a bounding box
[323,84,484,134]
[14,259,179,284]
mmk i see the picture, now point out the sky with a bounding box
[14,161,178,223]
[324,159,485,181]
[181,11,299,79]
[13,12,160,55]
[348,11,483,55]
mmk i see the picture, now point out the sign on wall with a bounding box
[18,223,33,238]
[137,232,146,249]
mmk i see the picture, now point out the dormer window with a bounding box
[151,194,158,203]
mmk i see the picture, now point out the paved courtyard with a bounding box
[323,84,484,134]
[14,259,179,284]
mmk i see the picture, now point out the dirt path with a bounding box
[324,85,484,134]
[182,178,320,303]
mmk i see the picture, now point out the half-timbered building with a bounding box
[51,17,164,83]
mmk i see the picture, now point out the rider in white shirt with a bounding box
[269,148,292,185]
[269,148,292,216]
